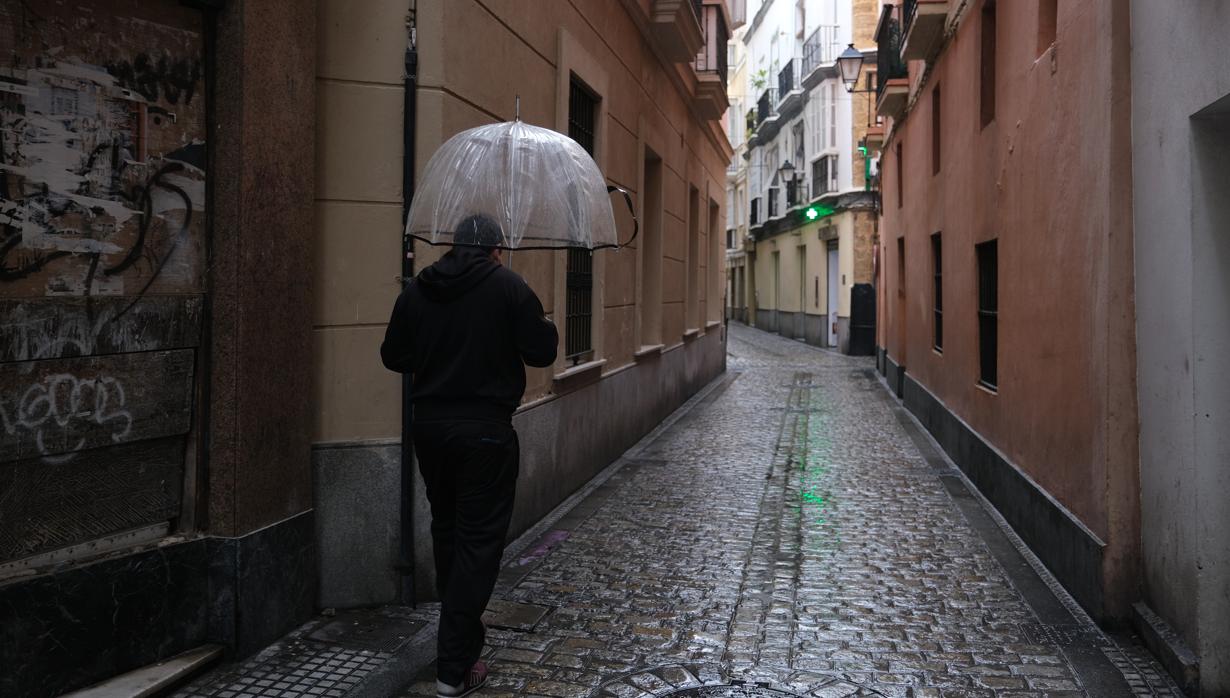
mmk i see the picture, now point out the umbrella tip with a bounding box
[515,95,520,121]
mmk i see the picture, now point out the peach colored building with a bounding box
[872,0,1138,627]
[313,0,735,608]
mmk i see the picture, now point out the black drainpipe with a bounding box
[397,8,418,606]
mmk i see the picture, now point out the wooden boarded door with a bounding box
[0,1,207,570]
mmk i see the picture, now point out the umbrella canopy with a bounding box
[406,120,635,251]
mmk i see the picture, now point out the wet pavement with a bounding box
[177,323,1182,697]
[402,324,1180,698]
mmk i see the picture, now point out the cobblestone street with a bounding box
[397,324,1179,698]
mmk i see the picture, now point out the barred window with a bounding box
[977,239,998,389]
[931,233,943,351]
[566,76,599,362]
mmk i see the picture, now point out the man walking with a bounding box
[381,214,558,698]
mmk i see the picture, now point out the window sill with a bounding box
[976,381,998,396]
[705,320,723,330]
[634,344,665,361]
[682,328,701,342]
[552,359,606,391]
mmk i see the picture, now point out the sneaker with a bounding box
[436,660,488,698]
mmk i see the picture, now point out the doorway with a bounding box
[796,245,807,339]
[827,241,840,347]
[772,250,781,333]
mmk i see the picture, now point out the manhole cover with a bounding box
[307,612,425,652]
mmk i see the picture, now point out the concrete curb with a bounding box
[345,618,438,698]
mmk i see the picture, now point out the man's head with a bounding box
[453,214,505,260]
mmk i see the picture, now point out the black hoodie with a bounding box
[380,247,558,423]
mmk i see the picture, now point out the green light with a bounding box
[804,205,834,222]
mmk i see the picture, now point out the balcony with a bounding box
[650,0,705,63]
[875,5,909,120]
[801,24,841,89]
[776,58,803,116]
[692,0,730,120]
[901,0,948,61]
[755,87,778,127]
[863,124,885,151]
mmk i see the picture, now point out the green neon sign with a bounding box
[804,204,834,222]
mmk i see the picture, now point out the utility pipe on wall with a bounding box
[398,4,418,606]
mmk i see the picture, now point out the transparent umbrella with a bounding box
[406,120,636,250]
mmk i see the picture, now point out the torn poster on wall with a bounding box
[0,1,206,298]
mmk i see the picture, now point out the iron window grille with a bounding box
[566,77,598,362]
[931,233,943,351]
[976,239,998,389]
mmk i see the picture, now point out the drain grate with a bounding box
[1019,622,1110,647]
[597,665,884,698]
[659,686,807,698]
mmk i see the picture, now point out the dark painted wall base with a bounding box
[0,510,315,697]
[885,354,905,398]
[208,510,316,657]
[876,346,887,376]
[897,373,1108,622]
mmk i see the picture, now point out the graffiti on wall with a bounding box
[0,372,133,464]
[0,1,206,300]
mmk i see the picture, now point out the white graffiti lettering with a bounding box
[0,373,133,463]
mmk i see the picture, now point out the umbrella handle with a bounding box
[607,185,639,249]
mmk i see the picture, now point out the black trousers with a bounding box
[413,419,519,685]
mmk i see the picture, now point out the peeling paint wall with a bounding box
[0,0,207,567]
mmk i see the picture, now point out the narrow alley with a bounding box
[376,324,1176,698]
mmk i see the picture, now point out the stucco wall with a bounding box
[1130,2,1230,692]
[877,0,1137,618]
[312,0,732,606]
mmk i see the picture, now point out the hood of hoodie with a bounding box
[416,247,501,302]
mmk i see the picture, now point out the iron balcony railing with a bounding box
[745,108,756,135]
[756,87,777,125]
[777,58,797,100]
[876,7,908,100]
[902,0,919,41]
[802,24,841,75]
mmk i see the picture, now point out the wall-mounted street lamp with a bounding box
[836,44,867,93]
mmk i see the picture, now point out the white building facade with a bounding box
[726,0,879,352]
